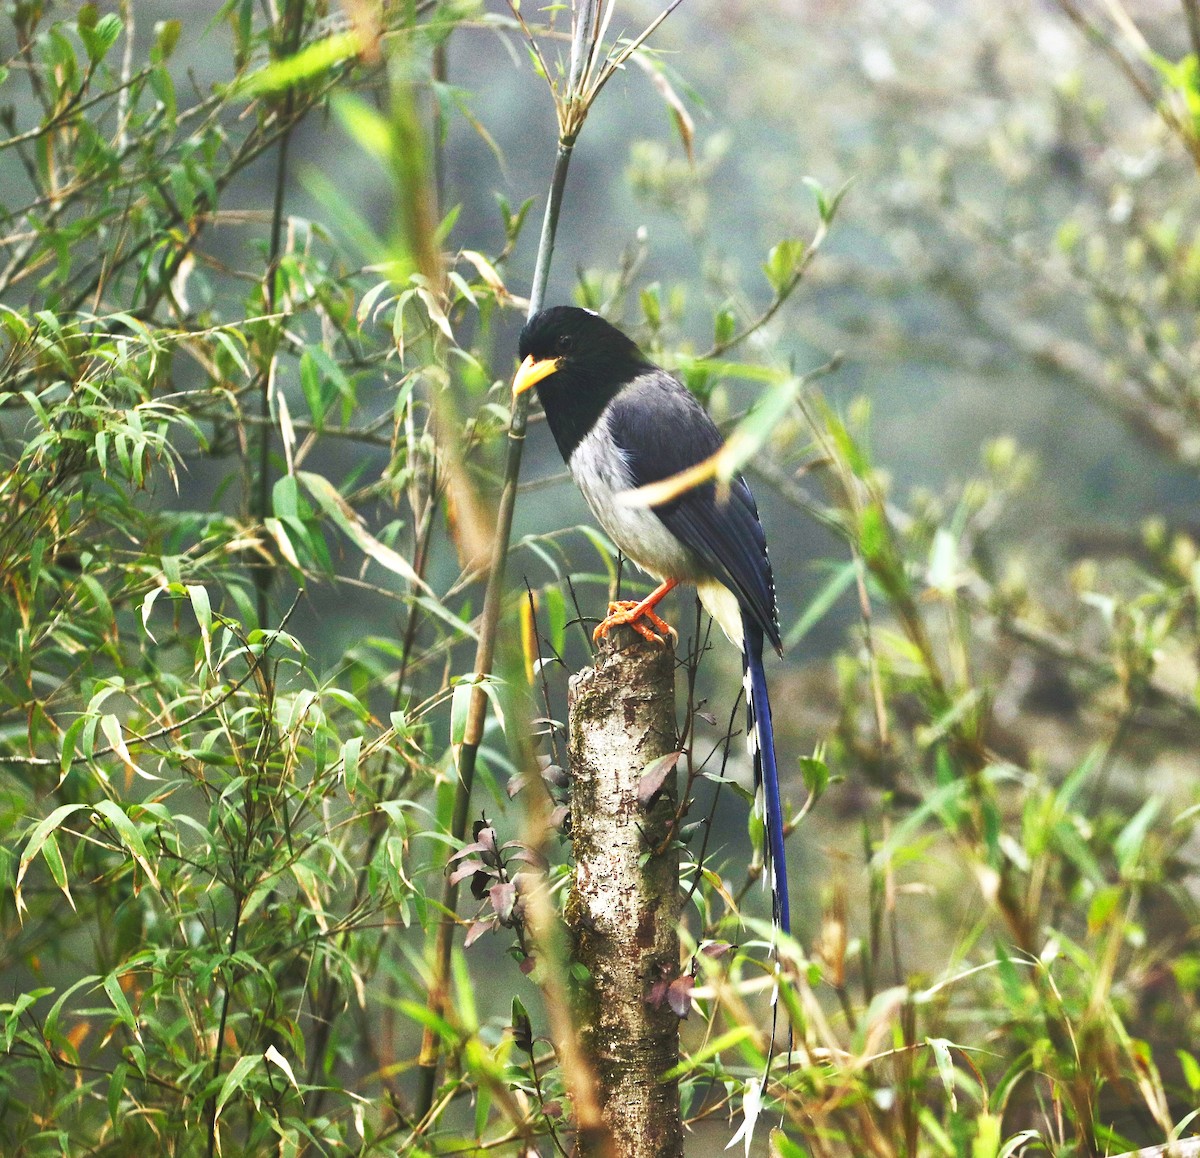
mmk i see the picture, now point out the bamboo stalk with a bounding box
[413,3,597,1119]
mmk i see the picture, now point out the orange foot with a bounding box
[593,580,680,646]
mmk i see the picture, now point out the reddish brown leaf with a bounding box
[448,859,487,886]
[490,880,517,924]
[638,750,683,804]
[463,919,497,948]
[666,973,694,1019]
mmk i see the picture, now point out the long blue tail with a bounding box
[743,615,789,939]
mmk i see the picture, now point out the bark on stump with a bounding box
[567,627,683,1158]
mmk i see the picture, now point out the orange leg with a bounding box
[593,578,679,645]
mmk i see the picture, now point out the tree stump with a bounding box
[567,627,683,1158]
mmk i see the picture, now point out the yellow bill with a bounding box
[512,354,561,398]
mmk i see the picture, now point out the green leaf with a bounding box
[925,1036,957,1111]
[108,1062,127,1128]
[272,474,300,520]
[677,369,807,494]
[2,990,49,1053]
[915,688,983,750]
[308,346,353,412]
[80,12,123,62]
[450,680,472,748]
[92,800,160,889]
[661,1026,754,1079]
[397,999,457,1041]
[1050,817,1105,887]
[799,756,829,801]
[100,713,151,782]
[102,972,137,1036]
[331,91,392,159]
[263,518,302,570]
[763,239,805,293]
[299,350,326,427]
[39,833,74,910]
[640,283,662,327]
[186,584,213,667]
[140,585,165,642]
[510,995,532,1054]
[713,306,736,347]
[802,175,829,219]
[1178,1049,1200,1093]
[858,504,888,562]
[237,30,362,97]
[44,974,99,1046]
[214,1054,260,1118]
[871,776,970,869]
[356,280,394,325]
[1114,797,1161,877]
[972,1111,1002,1158]
[545,584,567,655]
[784,561,856,650]
[15,804,89,918]
[212,327,250,376]
[1087,884,1123,934]
[449,675,507,750]
[60,716,88,778]
[434,203,462,246]
[297,470,428,591]
[152,20,180,63]
[770,1130,809,1158]
[342,736,362,795]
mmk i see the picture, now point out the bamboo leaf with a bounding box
[214,1054,260,1118]
[297,470,429,591]
[186,584,212,668]
[264,1044,299,1090]
[15,804,89,919]
[92,800,160,889]
[342,735,362,795]
[236,30,362,97]
[925,1036,958,1111]
[103,972,138,1039]
[784,561,856,650]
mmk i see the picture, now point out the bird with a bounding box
[512,305,789,940]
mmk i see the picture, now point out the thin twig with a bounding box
[252,0,307,627]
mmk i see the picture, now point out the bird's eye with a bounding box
[556,333,574,355]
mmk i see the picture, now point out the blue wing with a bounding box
[606,373,789,939]
[605,373,781,652]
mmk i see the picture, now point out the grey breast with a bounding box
[567,407,702,582]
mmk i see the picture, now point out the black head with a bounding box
[514,306,653,459]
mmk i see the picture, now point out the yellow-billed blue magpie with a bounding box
[512,305,789,939]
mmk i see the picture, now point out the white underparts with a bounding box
[697,578,744,650]
[569,417,700,581]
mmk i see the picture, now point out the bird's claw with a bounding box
[593,599,678,646]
